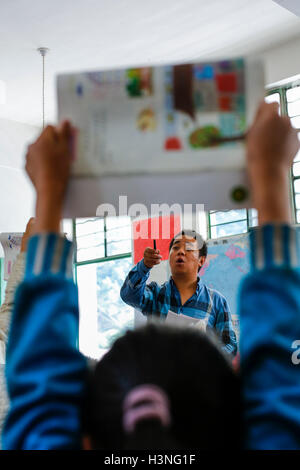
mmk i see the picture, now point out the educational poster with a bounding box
[57,58,264,177]
[0,233,22,280]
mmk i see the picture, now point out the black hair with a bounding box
[169,230,208,259]
[84,324,242,450]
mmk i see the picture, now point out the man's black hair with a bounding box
[169,229,208,259]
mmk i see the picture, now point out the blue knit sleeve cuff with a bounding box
[25,233,74,280]
[250,224,300,272]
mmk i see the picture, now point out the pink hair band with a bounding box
[123,384,171,434]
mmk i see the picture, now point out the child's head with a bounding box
[84,324,241,450]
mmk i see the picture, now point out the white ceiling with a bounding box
[273,1,300,16]
[0,0,300,127]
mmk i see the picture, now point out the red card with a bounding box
[133,215,181,265]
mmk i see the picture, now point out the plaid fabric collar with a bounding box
[169,275,203,296]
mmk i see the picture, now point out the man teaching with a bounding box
[120,229,237,356]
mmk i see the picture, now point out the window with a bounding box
[265,92,281,108]
[207,209,257,239]
[209,209,247,239]
[286,85,300,222]
[66,216,134,360]
[266,83,300,223]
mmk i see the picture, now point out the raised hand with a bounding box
[246,102,299,225]
[25,121,73,234]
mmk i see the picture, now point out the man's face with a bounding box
[169,235,206,277]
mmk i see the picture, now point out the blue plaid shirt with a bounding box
[120,260,237,356]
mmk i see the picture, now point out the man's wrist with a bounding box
[142,259,152,270]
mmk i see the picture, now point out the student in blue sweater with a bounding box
[2,102,300,450]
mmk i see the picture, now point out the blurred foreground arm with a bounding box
[241,102,300,449]
[2,123,87,450]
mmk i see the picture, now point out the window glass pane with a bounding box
[62,219,73,242]
[294,178,300,193]
[77,257,134,360]
[288,99,300,118]
[76,218,103,237]
[295,194,300,210]
[265,93,280,105]
[294,148,300,163]
[293,132,300,162]
[76,218,105,262]
[106,216,132,256]
[210,220,247,238]
[286,86,300,102]
[210,209,246,226]
[249,208,258,227]
[297,210,300,223]
[265,93,281,115]
[291,116,300,129]
[293,162,300,177]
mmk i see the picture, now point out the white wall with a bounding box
[259,34,300,86]
[0,119,39,235]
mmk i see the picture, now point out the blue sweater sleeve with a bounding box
[214,295,237,357]
[2,234,88,450]
[239,225,300,450]
[120,260,160,315]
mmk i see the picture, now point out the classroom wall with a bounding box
[0,119,39,239]
[259,33,300,86]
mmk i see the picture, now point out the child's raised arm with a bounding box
[240,102,300,449]
[2,122,88,450]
